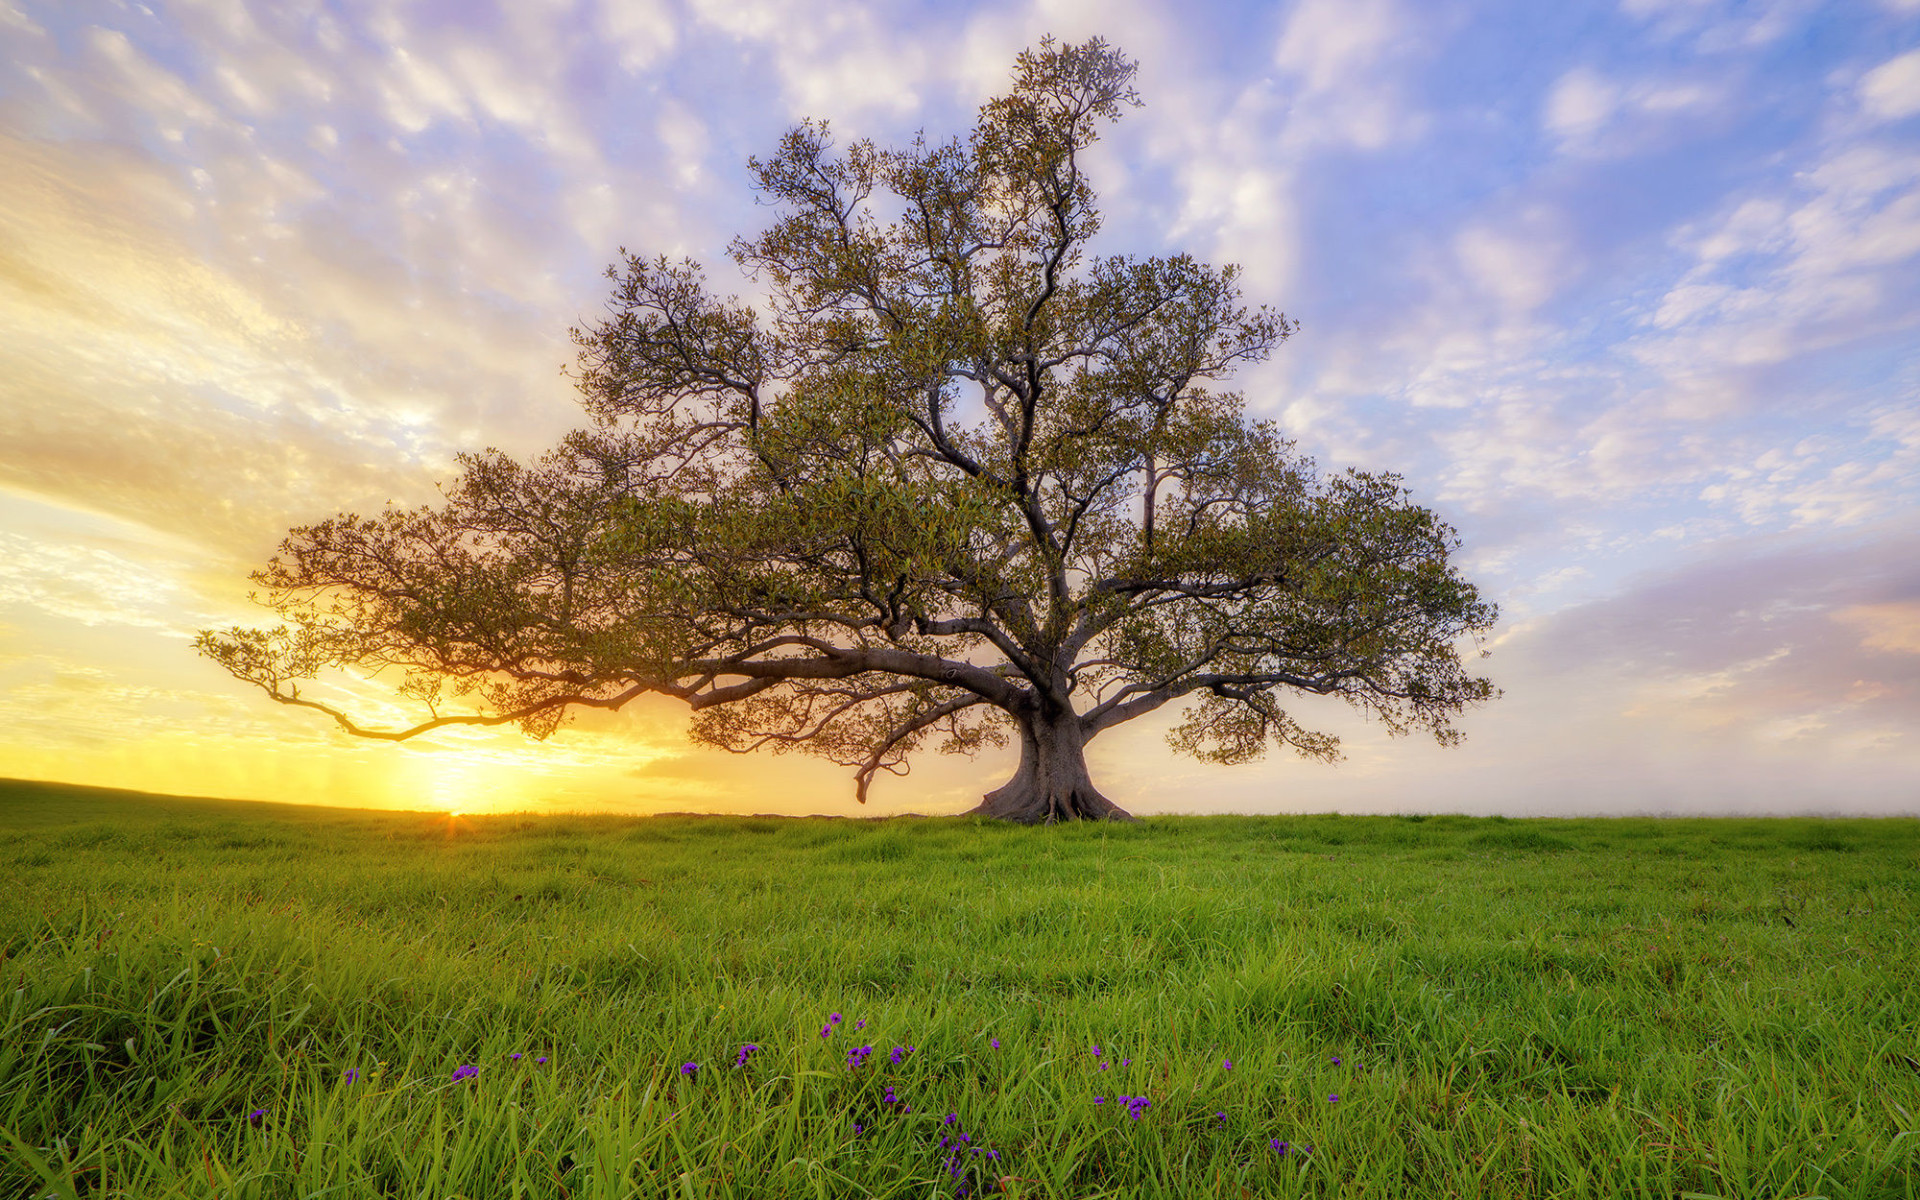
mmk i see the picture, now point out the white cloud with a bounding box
[599,0,677,73]
[1272,0,1423,149]
[1835,602,1920,654]
[1274,0,1402,94]
[1543,64,1722,154]
[0,2,43,34]
[656,98,710,189]
[87,26,226,143]
[1454,210,1575,313]
[0,531,191,631]
[381,45,469,133]
[685,0,934,119]
[1859,48,1920,122]
[1629,141,1920,410]
[1156,80,1301,297]
[1619,0,1811,51]
[1545,67,1618,140]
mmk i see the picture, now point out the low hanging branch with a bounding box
[199,37,1499,822]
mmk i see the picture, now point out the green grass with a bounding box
[2,776,1916,1198]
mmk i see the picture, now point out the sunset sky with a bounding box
[2,0,1917,818]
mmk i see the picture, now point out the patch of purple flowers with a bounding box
[846,1044,873,1069]
[680,1061,699,1077]
[1116,1094,1151,1121]
[451,1064,478,1083]
[735,1043,760,1067]
[931,1110,1001,1198]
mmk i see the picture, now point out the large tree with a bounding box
[198,38,1497,823]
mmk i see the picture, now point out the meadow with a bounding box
[2,777,1916,1199]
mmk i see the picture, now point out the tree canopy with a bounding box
[198,37,1498,822]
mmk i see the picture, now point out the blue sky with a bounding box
[1,0,1916,815]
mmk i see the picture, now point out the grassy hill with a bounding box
[0,776,388,828]
[2,782,1916,1197]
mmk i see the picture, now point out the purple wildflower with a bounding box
[829,1012,842,1025]
[342,1068,360,1084]
[1331,1056,1342,1066]
[1094,1096,1106,1105]
[1270,1139,1289,1155]
[536,1056,548,1065]
[1092,1045,1102,1057]
[990,1037,1000,1049]
[852,1121,864,1136]
[508,1052,522,1061]
[735,1043,760,1067]
[1122,1058,1130,1066]
[1215,1111,1228,1125]
[944,1112,958,1126]
[1329,1093,1339,1103]
[451,1064,478,1083]
[855,1017,866,1029]
[1101,1061,1110,1070]
[247,1108,268,1124]
[1222,1058,1233,1070]
[680,1062,699,1077]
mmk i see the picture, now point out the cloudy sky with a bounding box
[2,0,1917,817]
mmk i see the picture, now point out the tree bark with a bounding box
[967,712,1136,823]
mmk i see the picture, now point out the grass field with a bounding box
[2,777,1916,1198]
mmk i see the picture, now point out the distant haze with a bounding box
[1,1,1915,816]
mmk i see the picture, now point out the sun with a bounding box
[399,752,535,815]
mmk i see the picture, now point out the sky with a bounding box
[1,0,1917,818]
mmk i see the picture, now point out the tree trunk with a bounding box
[967,713,1135,823]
